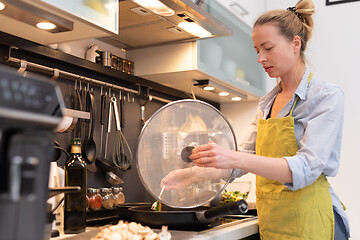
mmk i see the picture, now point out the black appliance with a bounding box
[0,64,64,240]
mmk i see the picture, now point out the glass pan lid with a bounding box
[136,99,237,208]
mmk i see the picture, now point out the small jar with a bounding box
[88,188,102,210]
[112,187,125,206]
[101,188,114,209]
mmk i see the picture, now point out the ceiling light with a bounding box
[231,96,242,101]
[203,86,215,91]
[178,22,212,38]
[0,2,5,11]
[219,92,229,96]
[194,79,248,101]
[36,22,56,30]
[0,1,73,33]
[133,0,175,16]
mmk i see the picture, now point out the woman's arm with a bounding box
[190,143,293,183]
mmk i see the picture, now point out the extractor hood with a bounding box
[98,0,232,50]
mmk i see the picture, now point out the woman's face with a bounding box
[252,23,300,79]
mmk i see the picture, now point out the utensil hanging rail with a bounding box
[6,47,172,104]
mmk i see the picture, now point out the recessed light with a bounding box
[36,22,56,30]
[178,22,211,38]
[231,96,242,101]
[203,86,215,91]
[0,2,5,11]
[133,0,175,16]
[219,92,229,96]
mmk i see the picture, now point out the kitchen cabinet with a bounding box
[0,0,115,45]
[216,0,266,27]
[200,0,266,98]
[127,0,266,102]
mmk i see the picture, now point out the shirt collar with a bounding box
[294,66,311,100]
[258,66,312,112]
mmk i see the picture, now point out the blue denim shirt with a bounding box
[236,67,349,236]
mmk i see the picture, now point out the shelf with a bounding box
[0,30,219,108]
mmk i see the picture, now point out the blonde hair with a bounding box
[254,0,315,60]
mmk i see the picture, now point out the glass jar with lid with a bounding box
[101,188,115,209]
[88,188,102,210]
[112,187,125,206]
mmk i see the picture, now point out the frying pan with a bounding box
[128,200,248,229]
[117,203,152,221]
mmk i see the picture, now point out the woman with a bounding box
[163,0,349,239]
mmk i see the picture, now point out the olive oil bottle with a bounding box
[64,138,87,234]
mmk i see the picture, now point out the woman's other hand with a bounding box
[160,168,194,190]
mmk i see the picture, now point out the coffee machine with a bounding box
[0,64,64,240]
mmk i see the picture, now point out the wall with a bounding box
[221,0,360,238]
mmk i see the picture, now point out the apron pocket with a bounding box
[256,191,298,238]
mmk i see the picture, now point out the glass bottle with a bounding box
[88,188,102,210]
[64,138,87,234]
[112,187,125,206]
[101,188,114,209]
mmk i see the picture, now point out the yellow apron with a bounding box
[255,73,335,240]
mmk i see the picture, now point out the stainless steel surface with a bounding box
[99,0,232,49]
[51,217,258,240]
[136,99,237,208]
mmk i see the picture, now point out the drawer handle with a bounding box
[229,2,249,16]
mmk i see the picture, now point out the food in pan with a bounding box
[220,189,249,205]
[91,220,170,240]
[151,201,162,211]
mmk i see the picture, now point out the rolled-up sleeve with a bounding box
[284,86,344,191]
[232,106,262,180]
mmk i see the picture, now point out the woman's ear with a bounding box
[293,36,302,53]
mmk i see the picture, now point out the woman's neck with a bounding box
[280,61,306,93]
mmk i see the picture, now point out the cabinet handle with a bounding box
[229,2,249,16]
[236,77,250,86]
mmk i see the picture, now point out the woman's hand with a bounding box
[160,168,195,190]
[190,142,238,169]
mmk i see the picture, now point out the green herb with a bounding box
[220,189,248,205]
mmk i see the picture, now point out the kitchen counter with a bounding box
[52,217,258,240]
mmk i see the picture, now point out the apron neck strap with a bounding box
[289,72,313,117]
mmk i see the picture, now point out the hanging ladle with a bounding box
[83,86,97,172]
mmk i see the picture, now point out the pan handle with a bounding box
[196,200,248,222]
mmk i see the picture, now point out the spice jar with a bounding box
[88,188,102,210]
[112,187,125,206]
[101,188,115,209]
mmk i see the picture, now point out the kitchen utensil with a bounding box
[52,141,62,161]
[96,156,117,172]
[82,88,97,172]
[104,90,112,159]
[111,95,133,171]
[83,88,97,162]
[129,200,248,229]
[137,99,237,209]
[138,89,152,126]
[105,171,124,185]
[119,91,125,129]
[52,141,71,162]
[74,81,83,138]
[99,87,107,155]
[96,92,115,171]
[95,93,124,184]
